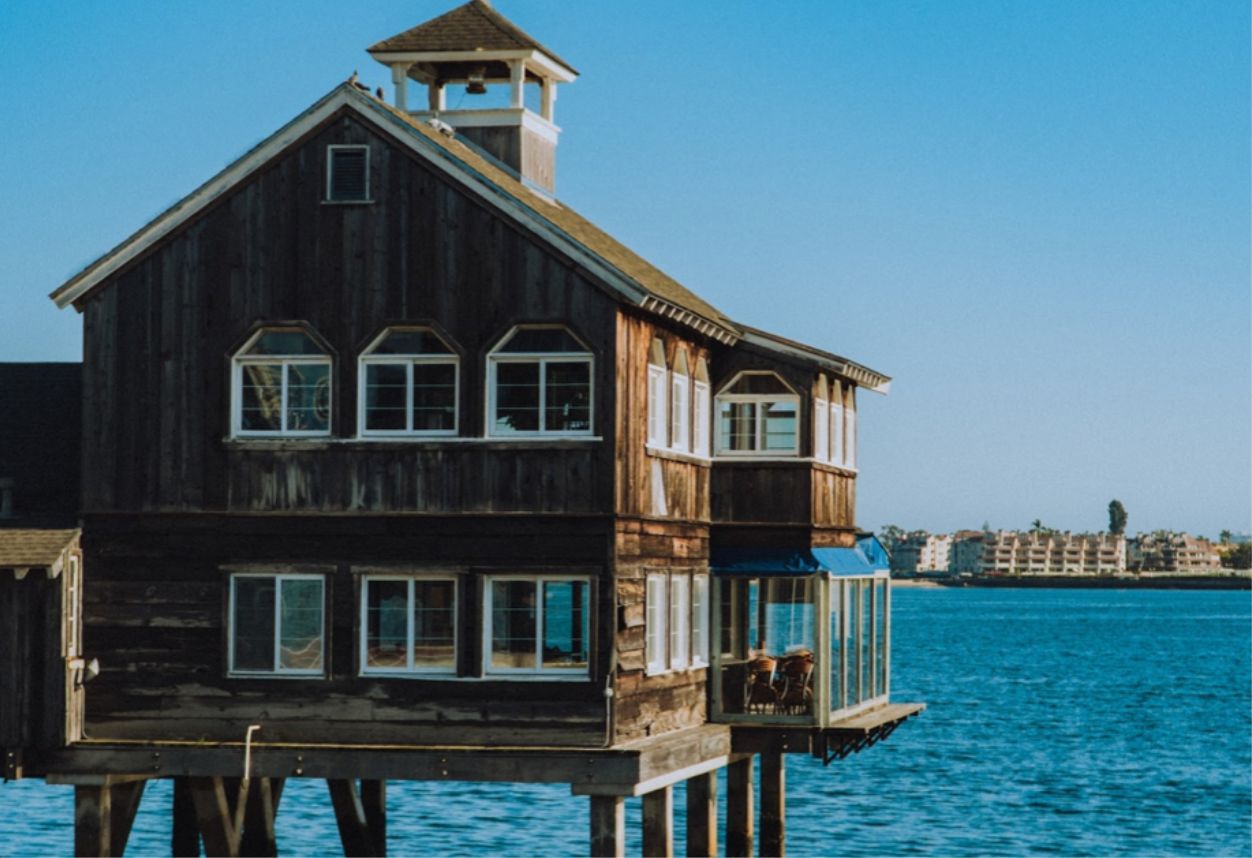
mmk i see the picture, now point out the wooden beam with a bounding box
[239,777,283,857]
[589,795,625,858]
[726,755,754,858]
[685,771,717,858]
[74,785,111,857]
[109,780,146,858]
[759,752,786,857]
[188,776,247,858]
[360,780,387,855]
[327,779,384,857]
[172,777,200,857]
[642,785,674,858]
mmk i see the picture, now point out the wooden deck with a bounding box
[730,701,925,762]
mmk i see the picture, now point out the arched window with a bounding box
[358,327,458,436]
[232,327,331,437]
[646,338,668,448]
[814,375,830,462]
[670,350,690,453]
[693,357,711,458]
[715,372,799,455]
[488,326,593,436]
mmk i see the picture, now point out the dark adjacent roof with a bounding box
[0,363,82,527]
[369,1,576,74]
[0,528,78,572]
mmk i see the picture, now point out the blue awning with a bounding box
[711,535,889,577]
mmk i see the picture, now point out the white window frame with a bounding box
[670,356,691,453]
[231,329,332,438]
[357,328,459,437]
[691,573,710,667]
[646,573,669,675]
[647,343,668,448]
[228,573,325,677]
[831,380,845,466]
[714,371,801,457]
[486,326,594,438]
[814,396,829,462]
[693,379,711,458]
[326,144,371,203]
[669,574,690,669]
[359,575,458,676]
[481,574,591,678]
[845,395,857,470]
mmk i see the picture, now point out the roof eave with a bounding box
[737,327,892,394]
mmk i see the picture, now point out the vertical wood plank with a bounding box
[74,785,111,858]
[589,795,625,858]
[642,785,674,858]
[759,752,786,857]
[726,755,755,858]
[360,780,387,857]
[109,780,147,858]
[189,776,240,858]
[327,779,382,857]
[685,771,718,858]
[239,777,282,857]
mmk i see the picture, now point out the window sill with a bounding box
[228,672,326,680]
[321,199,375,206]
[645,664,709,679]
[645,445,712,466]
[224,436,604,451]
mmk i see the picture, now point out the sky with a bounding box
[1,1,1248,537]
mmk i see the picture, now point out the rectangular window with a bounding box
[645,573,668,674]
[846,396,857,469]
[670,574,690,669]
[484,576,590,676]
[647,364,668,447]
[361,577,456,674]
[814,397,829,461]
[831,401,845,466]
[670,373,690,452]
[326,145,370,202]
[229,574,324,675]
[693,381,711,457]
[691,574,710,667]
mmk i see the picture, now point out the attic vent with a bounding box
[326,145,370,202]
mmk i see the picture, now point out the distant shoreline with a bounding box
[892,575,1251,591]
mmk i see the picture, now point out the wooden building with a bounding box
[15,3,921,855]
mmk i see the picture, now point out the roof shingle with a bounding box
[0,528,78,571]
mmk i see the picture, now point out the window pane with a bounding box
[494,362,540,433]
[719,401,757,451]
[831,583,844,711]
[233,577,275,671]
[373,329,452,355]
[365,579,409,669]
[726,373,791,395]
[241,364,283,432]
[694,383,711,457]
[542,580,589,670]
[491,580,537,670]
[365,364,408,431]
[413,580,456,671]
[763,401,797,450]
[412,363,457,432]
[286,363,331,432]
[247,330,324,355]
[692,575,709,665]
[279,578,324,671]
[499,328,586,353]
[646,574,667,672]
[670,575,690,669]
[545,362,591,432]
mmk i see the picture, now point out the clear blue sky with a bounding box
[2,1,1248,537]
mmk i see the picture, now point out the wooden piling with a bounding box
[589,795,626,858]
[74,778,147,858]
[759,752,786,857]
[726,755,754,858]
[642,785,674,857]
[239,777,284,857]
[327,779,386,857]
[172,777,200,857]
[685,771,718,858]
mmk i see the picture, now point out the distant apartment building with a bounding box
[949,530,986,575]
[978,531,1126,576]
[1128,533,1222,573]
[889,531,952,574]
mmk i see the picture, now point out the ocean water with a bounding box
[2,589,1249,856]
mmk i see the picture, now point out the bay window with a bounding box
[488,326,593,436]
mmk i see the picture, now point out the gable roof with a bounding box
[48,84,891,385]
[369,1,576,75]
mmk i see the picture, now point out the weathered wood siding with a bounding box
[79,108,617,516]
[80,515,612,746]
[612,519,707,743]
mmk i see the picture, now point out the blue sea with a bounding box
[3,589,1249,856]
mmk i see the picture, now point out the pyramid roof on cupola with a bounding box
[368,0,577,76]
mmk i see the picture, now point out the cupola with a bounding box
[368,0,577,194]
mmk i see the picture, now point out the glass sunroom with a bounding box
[710,536,891,726]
